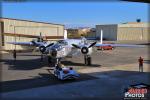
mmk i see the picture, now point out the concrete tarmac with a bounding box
[0,43,150,99]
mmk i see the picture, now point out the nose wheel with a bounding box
[84,55,91,66]
[48,56,62,67]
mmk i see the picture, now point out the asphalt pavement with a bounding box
[0,43,150,99]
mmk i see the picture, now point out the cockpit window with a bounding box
[57,40,68,45]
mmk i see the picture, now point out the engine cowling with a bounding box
[81,47,89,54]
[72,41,96,55]
[81,46,92,55]
[39,46,46,53]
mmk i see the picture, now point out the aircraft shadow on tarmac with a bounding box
[1,58,100,71]
[0,57,48,70]
[0,73,98,93]
[0,70,150,93]
[61,61,101,67]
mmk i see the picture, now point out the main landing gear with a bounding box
[84,55,92,66]
[48,56,61,67]
[48,55,92,66]
[48,56,55,67]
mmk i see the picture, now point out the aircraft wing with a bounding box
[95,43,145,48]
[7,41,44,46]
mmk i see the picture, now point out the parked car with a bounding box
[96,43,115,50]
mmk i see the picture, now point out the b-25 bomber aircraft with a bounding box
[7,30,144,66]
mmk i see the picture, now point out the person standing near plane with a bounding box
[13,49,16,61]
[138,57,143,72]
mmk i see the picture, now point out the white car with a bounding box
[54,67,79,80]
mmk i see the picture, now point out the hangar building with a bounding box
[96,22,150,41]
[0,18,64,51]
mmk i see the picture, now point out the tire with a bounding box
[87,57,91,65]
[84,56,91,66]
[84,56,87,65]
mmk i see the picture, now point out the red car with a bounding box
[97,43,115,50]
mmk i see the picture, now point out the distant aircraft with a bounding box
[7,30,145,66]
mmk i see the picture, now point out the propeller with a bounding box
[46,43,54,48]
[72,41,97,55]
[31,32,54,53]
[31,41,39,46]
[39,43,54,53]
[72,41,97,49]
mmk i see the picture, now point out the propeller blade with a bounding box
[46,43,54,48]
[88,42,97,48]
[72,44,81,49]
[31,41,38,46]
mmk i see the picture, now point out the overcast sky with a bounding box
[2,1,149,28]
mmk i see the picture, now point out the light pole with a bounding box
[10,25,16,50]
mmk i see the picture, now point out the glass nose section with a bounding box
[52,44,63,51]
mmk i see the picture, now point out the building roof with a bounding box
[118,22,150,27]
[0,17,64,26]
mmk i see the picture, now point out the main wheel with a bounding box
[87,56,91,65]
[48,56,53,66]
[84,56,92,66]
[84,56,87,65]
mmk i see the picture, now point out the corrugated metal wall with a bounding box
[96,23,150,41]
[96,25,118,40]
[117,23,150,41]
[117,27,149,40]
[3,18,64,36]
[1,18,64,50]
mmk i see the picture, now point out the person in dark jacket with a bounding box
[138,57,143,72]
[13,49,16,61]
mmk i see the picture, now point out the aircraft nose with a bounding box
[51,49,57,57]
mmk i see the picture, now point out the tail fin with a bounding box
[100,29,103,44]
[64,30,67,39]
